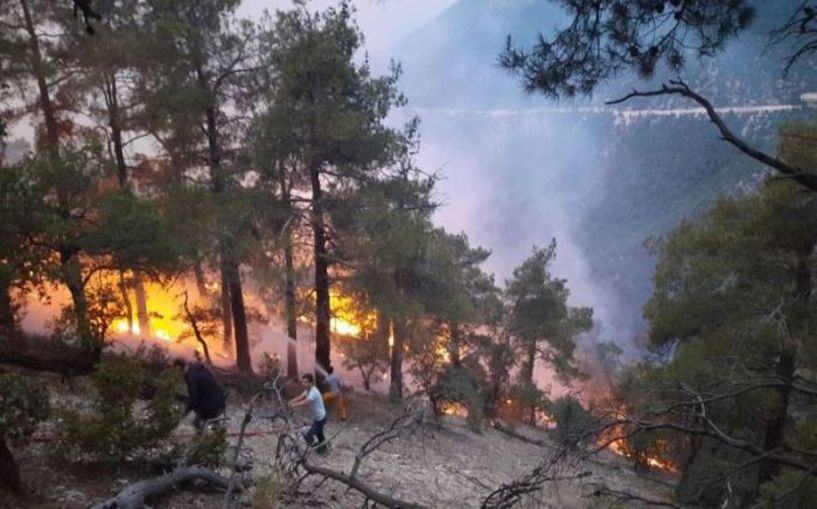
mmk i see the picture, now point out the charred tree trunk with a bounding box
[389,319,405,402]
[310,163,331,378]
[225,259,252,373]
[0,438,21,494]
[757,245,811,487]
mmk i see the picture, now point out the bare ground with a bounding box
[3,383,675,509]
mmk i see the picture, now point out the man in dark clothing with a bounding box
[174,359,226,431]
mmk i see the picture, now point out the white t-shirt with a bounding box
[305,386,326,421]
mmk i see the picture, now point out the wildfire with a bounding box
[328,290,375,338]
[440,402,468,417]
[110,278,188,343]
[600,433,679,474]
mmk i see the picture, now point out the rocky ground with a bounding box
[4,381,675,509]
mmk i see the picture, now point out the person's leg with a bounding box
[315,417,327,453]
[303,420,318,446]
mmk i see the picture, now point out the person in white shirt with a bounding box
[288,373,328,453]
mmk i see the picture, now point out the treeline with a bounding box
[0,0,595,419]
[599,120,817,507]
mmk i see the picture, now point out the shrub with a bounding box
[59,357,183,462]
[549,395,594,447]
[432,359,488,432]
[0,372,50,492]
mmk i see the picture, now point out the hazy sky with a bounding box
[239,0,457,64]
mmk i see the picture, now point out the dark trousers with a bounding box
[303,417,327,452]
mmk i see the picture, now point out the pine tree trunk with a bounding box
[118,270,133,333]
[104,73,128,187]
[0,274,15,332]
[310,163,331,377]
[134,275,150,338]
[61,254,98,362]
[219,261,233,345]
[757,246,811,487]
[284,227,298,378]
[193,260,208,302]
[225,260,252,373]
[20,0,59,150]
[390,319,405,402]
[449,322,462,367]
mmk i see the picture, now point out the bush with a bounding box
[0,372,50,492]
[549,395,594,447]
[59,357,183,462]
[432,360,488,432]
[0,372,50,444]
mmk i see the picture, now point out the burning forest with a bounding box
[2,0,817,508]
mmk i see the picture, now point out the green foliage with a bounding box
[433,359,488,431]
[548,395,594,447]
[757,471,817,509]
[337,330,389,391]
[0,372,50,445]
[59,358,183,462]
[506,241,593,383]
[188,426,227,468]
[501,0,755,97]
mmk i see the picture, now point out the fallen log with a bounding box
[301,462,431,509]
[90,465,232,509]
[0,340,96,377]
[491,421,552,449]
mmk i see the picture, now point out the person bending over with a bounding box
[174,359,226,431]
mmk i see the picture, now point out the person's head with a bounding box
[173,358,187,371]
[301,373,315,388]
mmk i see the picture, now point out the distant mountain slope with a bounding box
[393,0,817,346]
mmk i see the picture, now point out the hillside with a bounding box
[5,373,674,508]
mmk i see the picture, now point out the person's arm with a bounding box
[288,390,308,408]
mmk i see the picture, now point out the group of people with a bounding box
[174,359,347,454]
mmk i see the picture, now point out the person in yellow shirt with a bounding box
[322,366,347,421]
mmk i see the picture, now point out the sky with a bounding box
[239,0,457,65]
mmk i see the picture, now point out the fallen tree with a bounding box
[90,465,232,509]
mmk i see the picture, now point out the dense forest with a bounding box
[1,0,817,508]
